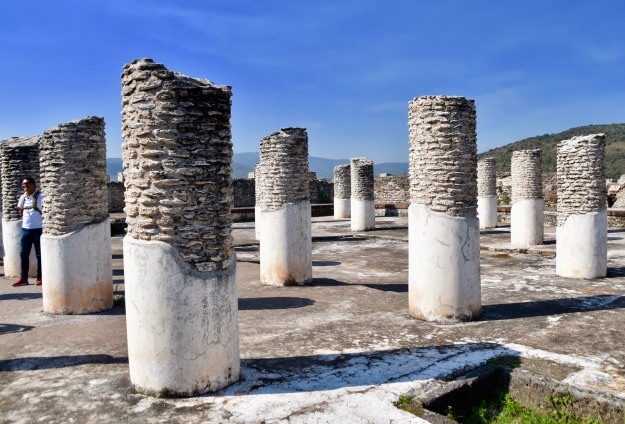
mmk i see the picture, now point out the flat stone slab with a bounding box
[1,217,625,422]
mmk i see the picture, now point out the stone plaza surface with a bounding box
[1,216,625,423]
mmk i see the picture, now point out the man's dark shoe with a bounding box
[35,278,42,286]
[12,278,28,287]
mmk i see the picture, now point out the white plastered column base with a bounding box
[511,198,544,245]
[334,197,351,219]
[255,205,262,240]
[556,208,607,279]
[408,204,481,322]
[351,198,375,231]
[477,195,498,229]
[2,218,37,278]
[124,236,240,397]
[260,200,312,286]
[42,219,113,314]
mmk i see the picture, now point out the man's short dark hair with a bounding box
[23,176,36,186]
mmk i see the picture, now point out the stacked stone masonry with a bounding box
[253,163,263,207]
[333,164,351,199]
[1,136,40,220]
[374,174,409,204]
[39,116,108,235]
[350,158,374,201]
[258,128,309,212]
[477,158,497,197]
[557,134,606,226]
[408,95,477,216]
[121,58,234,272]
[511,150,542,203]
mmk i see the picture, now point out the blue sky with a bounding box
[1,1,624,161]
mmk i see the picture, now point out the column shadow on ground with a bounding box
[0,292,42,301]
[0,323,34,335]
[239,297,315,310]
[312,277,407,293]
[0,354,128,371]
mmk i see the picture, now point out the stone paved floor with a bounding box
[1,216,624,423]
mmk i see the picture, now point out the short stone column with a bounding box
[258,128,312,286]
[556,134,607,279]
[254,163,263,240]
[511,150,543,245]
[407,95,481,322]
[333,164,351,219]
[121,58,239,396]
[0,136,40,277]
[39,116,112,314]
[477,158,498,229]
[350,158,375,231]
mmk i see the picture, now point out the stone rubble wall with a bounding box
[1,136,40,221]
[374,174,409,203]
[557,134,606,226]
[39,116,108,235]
[511,150,542,204]
[253,163,263,207]
[408,95,477,217]
[333,164,351,199]
[350,158,374,201]
[108,182,125,213]
[258,128,309,212]
[477,158,497,197]
[234,178,255,208]
[121,58,234,273]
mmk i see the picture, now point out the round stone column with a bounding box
[121,58,239,396]
[258,128,312,286]
[477,158,498,229]
[333,164,351,219]
[350,158,375,231]
[556,134,607,279]
[0,136,40,278]
[407,95,481,322]
[511,150,543,245]
[39,116,112,314]
[254,163,263,240]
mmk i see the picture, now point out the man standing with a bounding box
[12,177,43,287]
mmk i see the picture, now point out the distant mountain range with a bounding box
[107,155,408,180]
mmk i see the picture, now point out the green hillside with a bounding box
[478,123,625,180]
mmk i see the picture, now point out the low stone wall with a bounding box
[108,182,125,213]
[374,174,409,203]
[233,179,255,207]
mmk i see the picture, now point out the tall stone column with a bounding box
[407,95,480,322]
[477,158,498,229]
[350,158,375,231]
[258,128,312,286]
[511,150,543,245]
[121,58,239,396]
[556,134,607,279]
[39,116,112,314]
[333,164,351,219]
[0,136,39,277]
[254,162,263,240]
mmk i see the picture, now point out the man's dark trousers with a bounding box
[20,228,42,280]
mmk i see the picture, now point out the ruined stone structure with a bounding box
[258,128,312,286]
[511,150,544,245]
[121,58,239,396]
[477,158,498,229]
[374,174,409,204]
[254,162,263,239]
[333,164,351,219]
[556,134,607,278]
[350,158,375,231]
[39,116,112,314]
[1,136,40,277]
[107,181,125,213]
[407,95,480,322]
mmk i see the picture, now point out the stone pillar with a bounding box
[333,164,351,219]
[350,158,375,231]
[477,158,497,229]
[258,127,312,286]
[407,95,480,322]
[556,134,607,279]
[0,136,39,278]
[254,163,262,240]
[121,58,239,396]
[39,116,112,314]
[511,150,543,245]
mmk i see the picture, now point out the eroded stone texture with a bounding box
[333,164,350,199]
[511,150,542,204]
[40,116,108,235]
[408,95,477,217]
[258,128,309,212]
[1,136,40,221]
[121,58,233,272]
[477,158,497,197]
[254,163,263,206]
[557,134,606,226]
[350,158,374,201]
